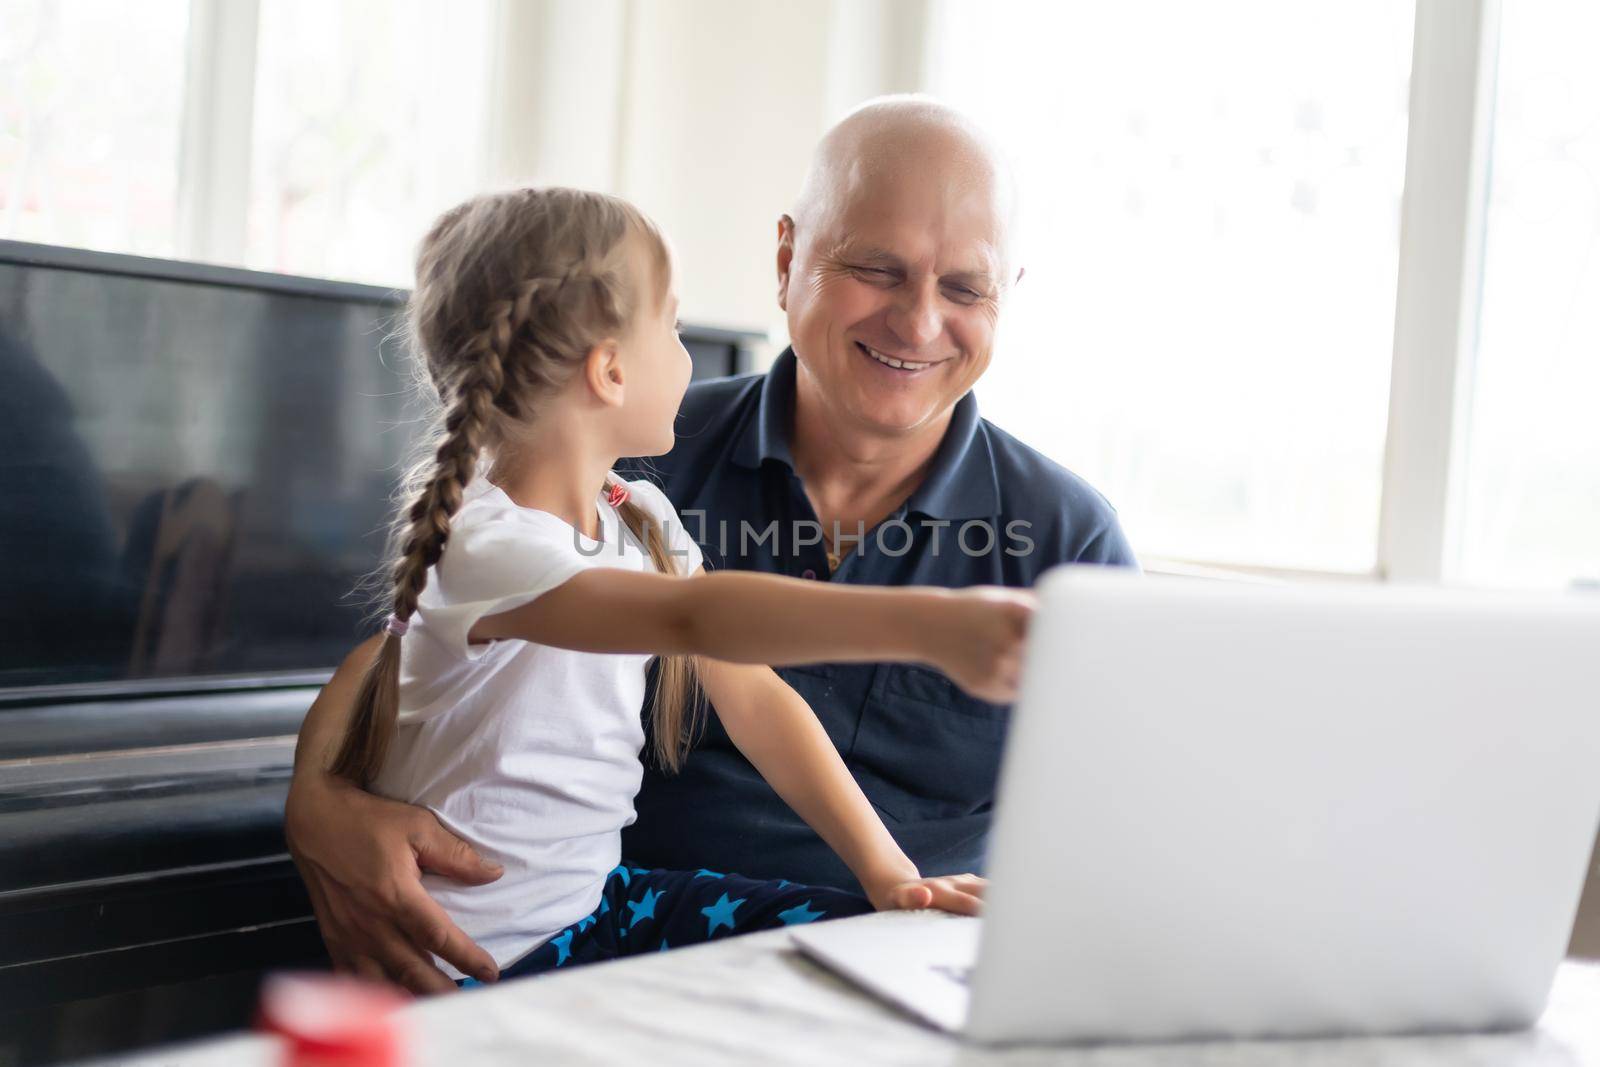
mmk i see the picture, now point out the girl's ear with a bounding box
[582,339,626,407]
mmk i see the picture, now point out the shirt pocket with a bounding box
[777,663,863,755]
[848,664,1011,822]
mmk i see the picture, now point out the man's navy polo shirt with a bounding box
[619,349,1136,889]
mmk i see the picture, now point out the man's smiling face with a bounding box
[778,110,1015,440]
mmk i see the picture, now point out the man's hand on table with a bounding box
[285,770,503,993]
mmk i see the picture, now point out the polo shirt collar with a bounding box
[731,347,799,471]
[730,347,1001,520]
[905,386,1001,520]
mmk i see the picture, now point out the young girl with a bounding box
[325,186,1031,982]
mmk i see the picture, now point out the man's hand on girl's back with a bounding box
[286,769,504,993]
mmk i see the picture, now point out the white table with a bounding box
[94,912,1600,1066]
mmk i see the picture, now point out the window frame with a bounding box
[1375,0,1502,585]
[923,0,1508,585]
[100,0,1524,584]
[174,0,261,266]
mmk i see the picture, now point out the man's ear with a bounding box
[776,214,796,312]
[581,340,625,408]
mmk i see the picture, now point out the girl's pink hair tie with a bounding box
[606,483,630,508]
[383,614,409,637]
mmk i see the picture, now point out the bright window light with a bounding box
[245,0,496,287]
[931,1,1415,572]
[0,0,190,258]
[1457,1,1600,589]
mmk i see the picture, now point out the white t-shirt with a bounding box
[370,472,703,976]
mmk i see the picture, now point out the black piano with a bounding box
[0,239,762,1064]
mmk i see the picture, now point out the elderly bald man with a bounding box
[285,96,1136,991]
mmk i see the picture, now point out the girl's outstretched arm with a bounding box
[470,569,1033,703]
[697,657,985,914]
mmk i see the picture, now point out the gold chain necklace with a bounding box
[820,527,843,573]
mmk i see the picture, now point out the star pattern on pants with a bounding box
[700,892,745,936]
[777,899,826,925]
[550,929,575,966]
[627,887,664,931]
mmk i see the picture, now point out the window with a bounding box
[930,1,1416,574]
[7,1,1589,587]
[0,1,190,258]
[0,0,495,287]
[246,0,495,285]
[1457,1,1600,588]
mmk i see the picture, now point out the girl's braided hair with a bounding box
[330,187,700,786]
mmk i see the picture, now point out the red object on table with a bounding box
[256,973,409,1067]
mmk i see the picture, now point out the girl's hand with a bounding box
[924,587,1036,703]
[866,873,987,916]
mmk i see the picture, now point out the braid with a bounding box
[389,308,511,620]
[327,186,687,787]
[329,290,532,786]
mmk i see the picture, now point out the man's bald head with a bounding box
[775,96,1020,440]
[791,95,1018,273]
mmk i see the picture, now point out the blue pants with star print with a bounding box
[492,864,873,978]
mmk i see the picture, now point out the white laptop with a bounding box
[792,567,1600,1045]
